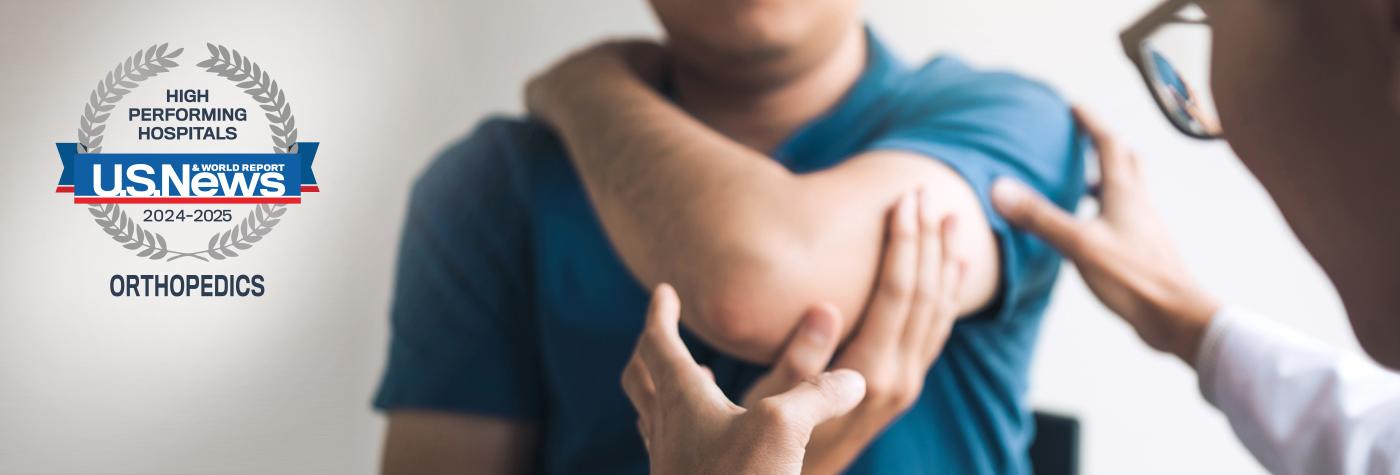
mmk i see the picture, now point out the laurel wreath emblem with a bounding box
[77,43,301,261]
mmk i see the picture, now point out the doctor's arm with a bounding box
[525,42,999,363]
[992,107,1400,475]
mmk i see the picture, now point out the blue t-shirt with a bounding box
[375,31,1085,474]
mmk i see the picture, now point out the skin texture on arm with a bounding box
[381,411,536,475]
[528,44,998,363]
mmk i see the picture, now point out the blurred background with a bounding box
[0,0,1353,473]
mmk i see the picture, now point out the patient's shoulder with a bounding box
[409,115,565,211]
[880,56,1082,204]
[889,55,1069,129]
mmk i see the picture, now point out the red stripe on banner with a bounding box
[55,186,74,193]
[301,185,319,192]
[73,197,302,204]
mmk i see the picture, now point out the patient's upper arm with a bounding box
[694,150,1001,361]
[382,410,537,475]
[690,73,1084,363]
[809,149,1003,316]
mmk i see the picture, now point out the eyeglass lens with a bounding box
[1140,6,1222,137]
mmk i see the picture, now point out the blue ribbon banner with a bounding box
[56,142,319,204]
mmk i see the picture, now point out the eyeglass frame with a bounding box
[1120,0,1222,140]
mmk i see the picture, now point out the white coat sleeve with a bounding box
[1196,306,1400,475]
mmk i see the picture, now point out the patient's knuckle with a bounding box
[879,275,915,301]
[621,360,639,385]
[620,368,633,391]
[912,278,938,303]
[863,368,922,409]
[773,361,807,385]
[892,220,918,241]
[862,372,897,400]
[919,213,941,233]
[887,388,918,410]
[937,283,960,311]
[754,398,798,427]
[893,381,924,409]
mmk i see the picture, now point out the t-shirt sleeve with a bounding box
[373,117,543,419]
[867,70,1086,324]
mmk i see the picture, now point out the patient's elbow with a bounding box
[679,237,804,364]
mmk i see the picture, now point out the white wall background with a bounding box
[0,0,1355,474]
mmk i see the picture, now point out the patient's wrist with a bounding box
[545,55,650,129]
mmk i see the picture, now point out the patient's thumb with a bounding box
[761,369,867,430]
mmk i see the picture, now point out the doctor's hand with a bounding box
[990,107,1220,365]
[623,283,867,475]
[740,189,967,475]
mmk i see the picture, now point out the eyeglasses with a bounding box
[1121,0,1222,139]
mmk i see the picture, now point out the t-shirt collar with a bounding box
[772,26,908,168]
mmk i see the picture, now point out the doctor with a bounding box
[622,0,1400,473]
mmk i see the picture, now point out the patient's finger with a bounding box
[907,211,963,357]
[742,305,841,406]
[902,190,949,351]
[758,369,868,432]
[850,191,919,349]
[621,350,655,425]
[637,284,704,389]
[925,218,967,363]
[770,306,840,384]
[991,179,1092,263]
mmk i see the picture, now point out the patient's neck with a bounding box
[671,25,866,154]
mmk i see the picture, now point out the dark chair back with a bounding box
[1029,411,1080,475]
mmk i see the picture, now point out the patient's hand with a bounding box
[622,284,866,475]
[991,106,1219,364]
[524,39,666,128]
[741,189,968,475]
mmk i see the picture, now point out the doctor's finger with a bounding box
[991,178,1095,264]
[1073,107,1142,190]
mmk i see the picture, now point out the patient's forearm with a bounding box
[540,57,998,363]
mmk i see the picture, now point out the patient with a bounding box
[374,0,1084,473]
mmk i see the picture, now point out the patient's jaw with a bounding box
[647,0,860,90]
[649,0,867,154]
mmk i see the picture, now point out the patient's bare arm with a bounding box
[526,43,999,363]
[381,411,537,475]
